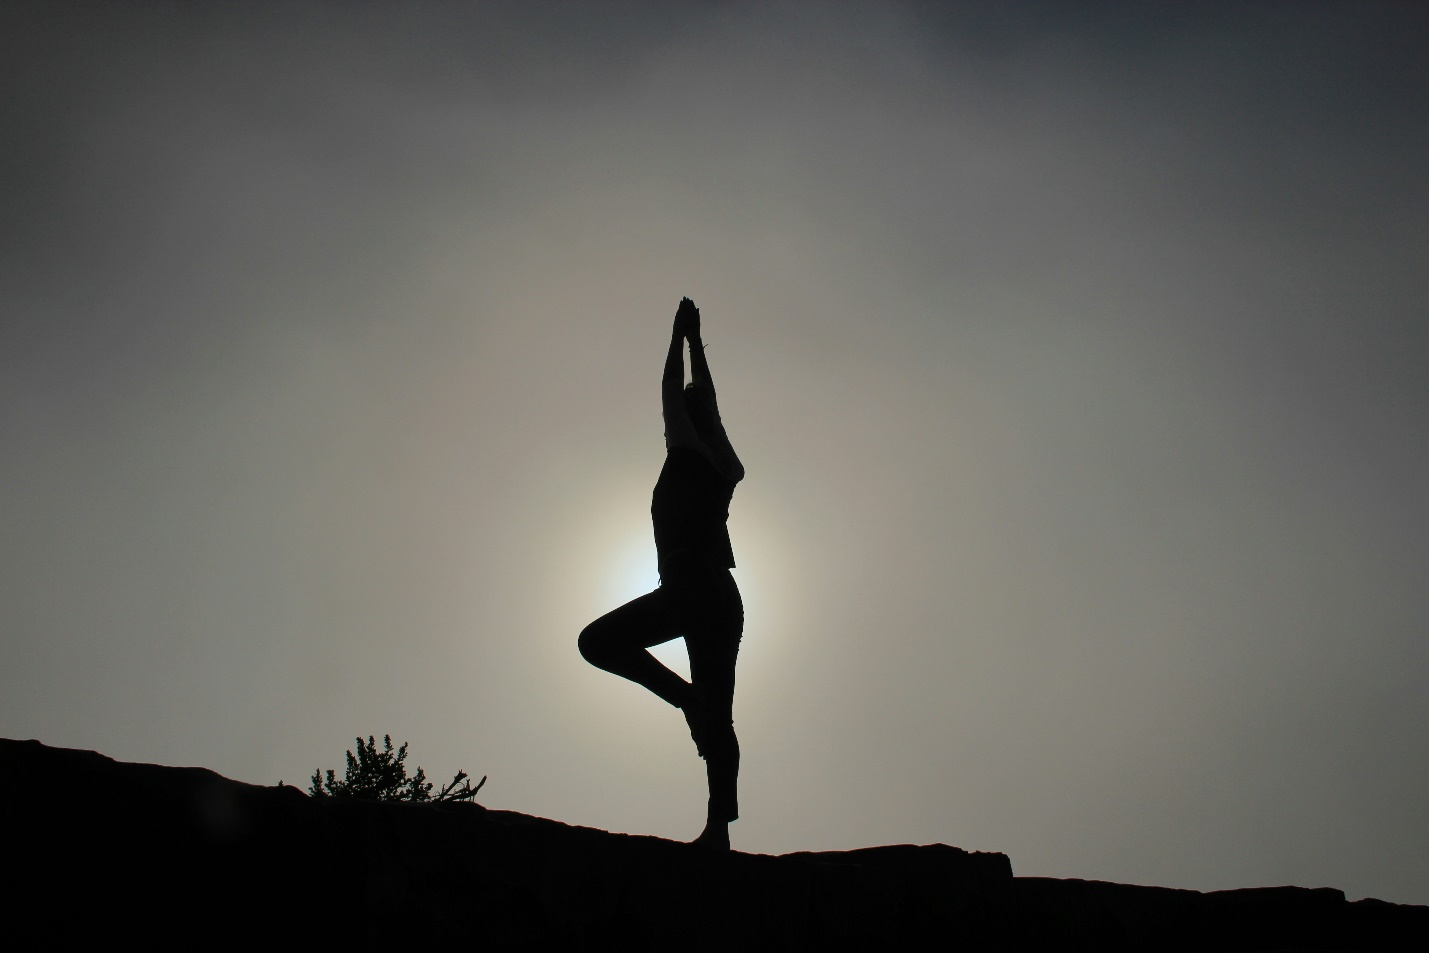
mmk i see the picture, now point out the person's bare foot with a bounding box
[690,820,730,851]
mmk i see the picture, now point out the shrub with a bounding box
[309,734,485,803]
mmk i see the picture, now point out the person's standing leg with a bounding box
[686,571,743,844]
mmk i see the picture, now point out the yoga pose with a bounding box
[579,297,745,850]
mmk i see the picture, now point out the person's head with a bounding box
[684,383,720,440]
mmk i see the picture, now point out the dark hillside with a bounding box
[3,739,1421,949]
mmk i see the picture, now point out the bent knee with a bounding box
[578,622,609,667]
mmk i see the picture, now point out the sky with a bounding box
[3,1,1427,905]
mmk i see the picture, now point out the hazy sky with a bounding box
[4,1,1426,904]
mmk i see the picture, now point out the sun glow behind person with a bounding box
[600,531,689,679]
[578,472,800,694]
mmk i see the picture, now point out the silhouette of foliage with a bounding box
[309,734,485,803]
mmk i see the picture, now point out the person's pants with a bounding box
[579,564,742,823]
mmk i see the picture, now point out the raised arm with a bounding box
[686,323,717,399]
[662,306,700,451]
[668,298,744,482]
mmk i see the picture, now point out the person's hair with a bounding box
[684,383,720,440]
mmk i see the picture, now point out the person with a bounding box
[578,296,746,850]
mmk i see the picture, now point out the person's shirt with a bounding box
[652,447,736,574]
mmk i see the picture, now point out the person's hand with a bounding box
[675,297,700,339]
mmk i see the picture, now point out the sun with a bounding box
[602,531,660,608]
[602,531,690,679]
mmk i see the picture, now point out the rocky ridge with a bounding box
[3,738,1421,949]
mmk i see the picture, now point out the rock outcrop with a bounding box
[3,739,1422,949]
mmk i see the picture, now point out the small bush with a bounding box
[309,734,485,803]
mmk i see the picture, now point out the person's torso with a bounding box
[652,447,736,573]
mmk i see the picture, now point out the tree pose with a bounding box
[579,297,745,850]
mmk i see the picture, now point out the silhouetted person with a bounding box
[579,297,745,850]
